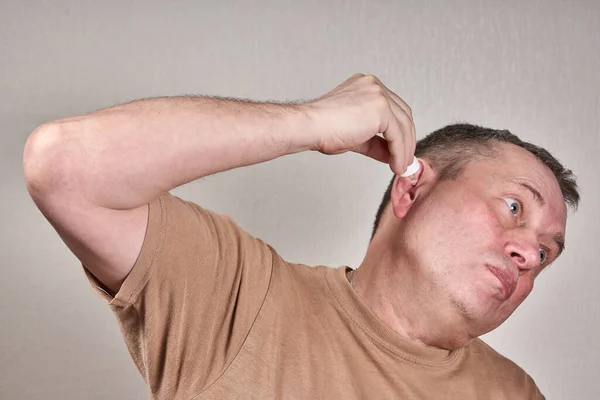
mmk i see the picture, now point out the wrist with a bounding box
[276,103,320,154]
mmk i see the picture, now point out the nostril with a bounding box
[510,252,526,264]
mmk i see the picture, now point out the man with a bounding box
[24,74,578,399]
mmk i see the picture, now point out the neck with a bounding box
[351,242,476,351]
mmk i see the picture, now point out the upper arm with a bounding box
[31,189,149,295]
[25,127,277,395]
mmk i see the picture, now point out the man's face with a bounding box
[403,143,567,335]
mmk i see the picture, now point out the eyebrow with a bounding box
[554,233,565,257]
[515,181,565,256]
[518,182,545,207]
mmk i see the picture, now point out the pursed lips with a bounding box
[485,264,518,299]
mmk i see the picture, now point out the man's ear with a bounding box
[390,159,432,219]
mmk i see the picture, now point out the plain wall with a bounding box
[2,0,599,398]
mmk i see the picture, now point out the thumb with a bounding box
[351,136,391,164]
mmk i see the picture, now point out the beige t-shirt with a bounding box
[84,193,545,399]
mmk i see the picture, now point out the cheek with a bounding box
[472,200,507,248]
[448,198,502,247]
[409,190,504,264]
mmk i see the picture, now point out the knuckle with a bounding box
[371,92,389,110]
[349,73,366,84]
[362,74,380,86]
[373,84,388,98]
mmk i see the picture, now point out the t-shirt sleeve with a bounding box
[82,192,274,399]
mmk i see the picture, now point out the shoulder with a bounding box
[468,339,544,398]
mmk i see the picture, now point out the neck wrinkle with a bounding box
[330,266,462,365]
[354,243,473,351]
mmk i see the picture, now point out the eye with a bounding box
[504,198,521,216]
[539,248,547,264]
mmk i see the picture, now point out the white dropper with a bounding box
[400,156,421,185]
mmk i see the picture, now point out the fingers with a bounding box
[390,91,416,157]
[368,76,417,163]
[378,83,416,161]
[387,100,415,173]
[359,75,416,174]
[379,104,408,174]
[376,94,415,174]
[352,136,391,164]
[375,78,413,122]
[342,74,417,174]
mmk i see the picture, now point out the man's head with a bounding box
[368,123,579,340]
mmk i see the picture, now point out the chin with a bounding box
[452,290,509,334]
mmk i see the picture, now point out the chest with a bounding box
[193,289,519,400]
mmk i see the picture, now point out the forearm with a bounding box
[26,96,314,210]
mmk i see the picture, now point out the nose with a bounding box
[504,231,540,270]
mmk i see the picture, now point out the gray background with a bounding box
[2,0,599,398]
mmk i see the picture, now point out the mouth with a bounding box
[485,264,517,300]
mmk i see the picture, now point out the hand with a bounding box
[301,73,416,175]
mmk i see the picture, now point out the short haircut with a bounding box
[371,123,580,241]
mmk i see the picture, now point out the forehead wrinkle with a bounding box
[505,177,546,207]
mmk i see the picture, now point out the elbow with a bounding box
[23,123,68,197]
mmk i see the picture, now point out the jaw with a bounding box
[440,284,516,339]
